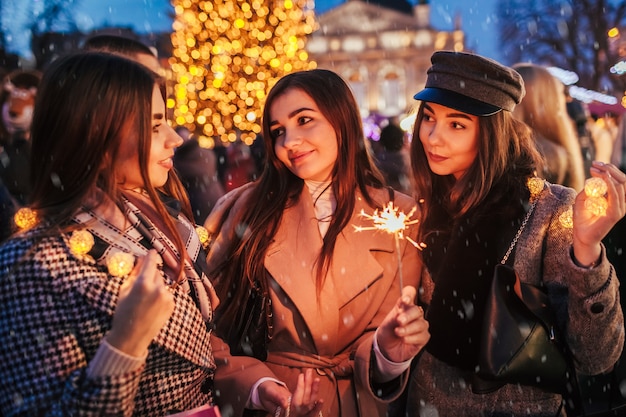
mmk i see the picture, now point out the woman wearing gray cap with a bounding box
[405,51,626,416]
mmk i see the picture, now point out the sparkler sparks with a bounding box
[354,202,425,295]
[354,202,422,247]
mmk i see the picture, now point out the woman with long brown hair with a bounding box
[512,63,586,191]
[205,69,430,417]
[406,50,625,416]
[0,52,320,417]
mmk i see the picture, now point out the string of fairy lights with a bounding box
[169,0,317,147]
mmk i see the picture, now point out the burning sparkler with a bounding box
[354,202,424,295]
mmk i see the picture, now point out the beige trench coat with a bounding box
[206,184,423,417]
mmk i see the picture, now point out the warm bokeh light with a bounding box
[69,230,95,256]
[584,196,609,217]
[195,225,210,249]
[170,0,317,145]
[14,207,38,230]
[107,251,136,277]
[559,207,574,229]
[559,177,610,228]
[527,177,545,199]
[584,177,608,216]
[584,177,608,198]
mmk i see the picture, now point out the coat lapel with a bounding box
[331,191,395,306]
[265,188,329,333]
[265,187,396,348]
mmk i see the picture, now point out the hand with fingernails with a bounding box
[106,250,175,357]
[258,368,324,417]
[376,286,430,364]
[572,161,626,267]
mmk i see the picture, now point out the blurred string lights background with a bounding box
[169,0,317,146]
[164,0,503,146]
[1,0,505,147]
[2,0,624,145]
[3,0,507,147]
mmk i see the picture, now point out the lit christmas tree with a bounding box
[170,0,317,146]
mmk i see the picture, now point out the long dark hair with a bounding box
[410,103,543,241]
[29,52,192,281]
[213,69,385,317]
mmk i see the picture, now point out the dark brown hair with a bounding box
[29,52,192,281]
[82,34,155,58]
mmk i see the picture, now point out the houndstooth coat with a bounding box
[0,224,216,416]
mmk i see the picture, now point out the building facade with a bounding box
[307,0,465,119]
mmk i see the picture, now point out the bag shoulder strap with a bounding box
[501,197,539,265]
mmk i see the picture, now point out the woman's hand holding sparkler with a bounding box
[376,286,430,364]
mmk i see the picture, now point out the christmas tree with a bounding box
[170,0,317,146]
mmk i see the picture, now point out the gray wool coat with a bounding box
[407,183,624,417]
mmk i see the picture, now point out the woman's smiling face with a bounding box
[117,85,183,189]
[270,88,338,182]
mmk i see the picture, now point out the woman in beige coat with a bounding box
[205,69,430,417]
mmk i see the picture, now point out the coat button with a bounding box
[590,302,605,314]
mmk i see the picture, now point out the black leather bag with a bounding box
[476,264,626,417]
[473,193,626,416]
[474,263,571,394]
[472,196,573,394]
[222,278,272,361]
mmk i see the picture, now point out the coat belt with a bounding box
[266,351,353,378]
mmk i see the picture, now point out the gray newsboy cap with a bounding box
[414,51,525,116]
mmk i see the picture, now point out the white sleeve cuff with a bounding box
[247,377,287,410]
[373,329,412,383]
[87,338,147,378]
